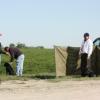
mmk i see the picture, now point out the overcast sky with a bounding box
[0,0,100,48]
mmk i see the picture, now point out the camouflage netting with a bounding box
[55,46,100,77]
[91,46,100,76]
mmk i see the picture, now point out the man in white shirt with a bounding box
[79,33,93,77]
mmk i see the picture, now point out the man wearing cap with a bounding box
[4,47,25,76]
[79,33,93,77]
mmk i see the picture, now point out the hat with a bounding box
[84,33,89,37]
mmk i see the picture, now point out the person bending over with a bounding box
[4,47,25,76]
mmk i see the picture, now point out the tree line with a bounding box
[9,43,44,49]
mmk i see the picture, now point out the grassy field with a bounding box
[0,47,55,76]
[0,47,100,81]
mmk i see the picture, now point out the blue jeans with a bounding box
[16,54,25,76]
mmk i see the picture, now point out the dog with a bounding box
[4,62,15,75]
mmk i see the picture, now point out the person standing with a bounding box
[4,47,25,76]
[79,33,93,77]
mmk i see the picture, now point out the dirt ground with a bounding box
[0,79,100,100]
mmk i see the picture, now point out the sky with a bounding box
[0,0,100,48]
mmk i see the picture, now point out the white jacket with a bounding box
[79,39,93,59]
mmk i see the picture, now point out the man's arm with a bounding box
[88,41,93,59]
[9,49,14,62]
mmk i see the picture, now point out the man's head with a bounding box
[4,47,10,52]
[84,33,90,41]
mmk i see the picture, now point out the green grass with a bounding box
[0,75,100,82]
[0,47,55,76]
[1,47,100,81]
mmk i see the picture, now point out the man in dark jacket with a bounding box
[4,47,25,76]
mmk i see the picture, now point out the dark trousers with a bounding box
[81,53,88,76]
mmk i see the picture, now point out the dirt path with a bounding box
[0,80,100,100]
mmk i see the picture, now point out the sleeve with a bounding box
[88,41,93,59]
[9,49,14,62]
